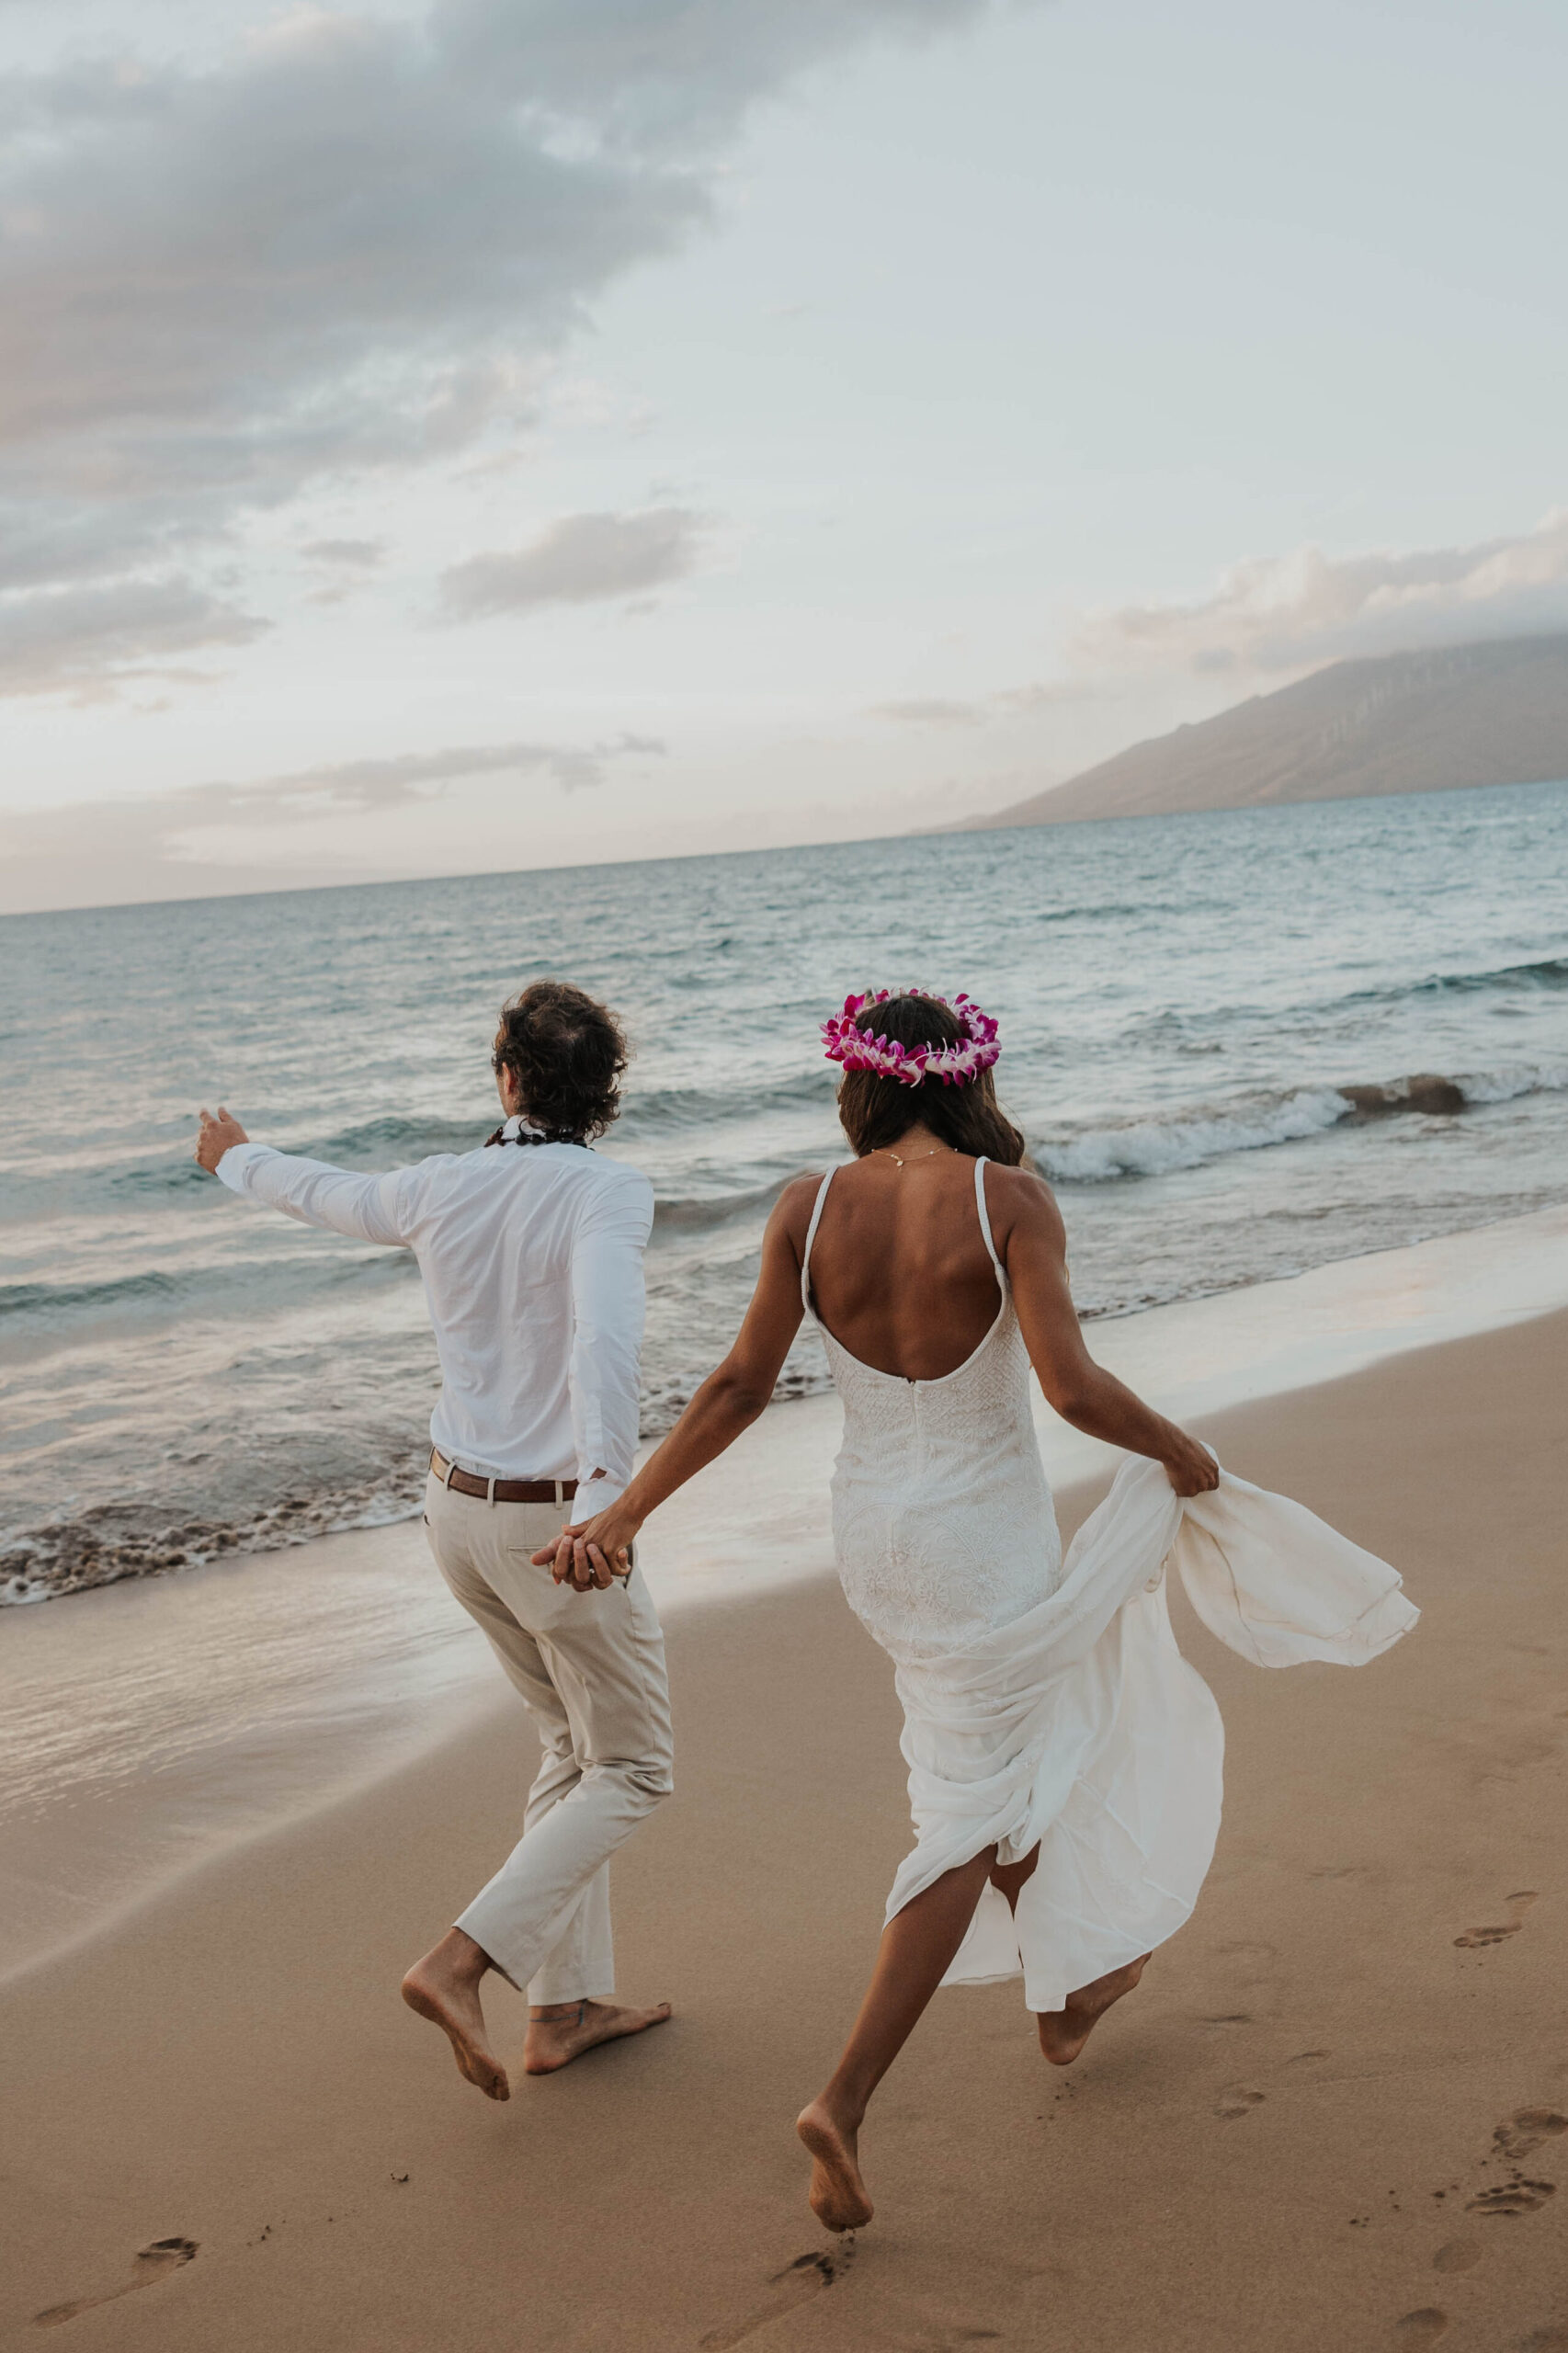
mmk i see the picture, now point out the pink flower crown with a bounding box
[821,990,1001,1088]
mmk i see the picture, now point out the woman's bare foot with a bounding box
[401,1928,509,2101]
[797,2097,874,2232]
[1036,1952,1151,2067]
[523,1999,673,2075]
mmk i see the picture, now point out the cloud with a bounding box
[437,0,998,155]
[301,538,386,570]
[176,733,668,819]
[9,733,664,838]
[0,0,1010,693]
[0,731,667,910]
[0,575,266,697]
[1068,509,1568,677]
[870,696,983,725]
[439,506,705,620]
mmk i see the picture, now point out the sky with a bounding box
[2,0,1567,913]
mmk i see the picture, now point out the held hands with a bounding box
[1161,1425,1220,1498]
[532,1504,642,1592]
[194,1107,249,1174]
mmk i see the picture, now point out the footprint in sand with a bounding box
[1418,2105,1565,2280]
[1466,2180,1556,2218]
[1494,2110,1568,2161]
[1392,2313,1449,2345]
[33,2240,197,2329]
[699,2240,857,2350]
[1215,2085,1266,2120]
[1454,1892,1538,1949]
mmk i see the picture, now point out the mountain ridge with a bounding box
[964,633,1568,829]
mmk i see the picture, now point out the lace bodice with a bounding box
[801,1157,1062,1664]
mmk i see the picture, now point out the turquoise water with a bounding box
[3,777,1566,1602]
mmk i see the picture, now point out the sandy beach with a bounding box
[2,1302,1565,2352]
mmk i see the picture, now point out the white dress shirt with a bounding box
[217,1116,653,1514]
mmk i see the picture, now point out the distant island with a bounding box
[968,632,1568,829]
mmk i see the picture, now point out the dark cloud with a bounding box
[0,0,1009,693]
[0,21,701,493]
[438,506,705,618]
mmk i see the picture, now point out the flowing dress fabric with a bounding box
[801,1160,1418,2015]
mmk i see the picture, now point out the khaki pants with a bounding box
[424,1474,674,2003]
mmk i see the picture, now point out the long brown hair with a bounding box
[835,994,1028,1164]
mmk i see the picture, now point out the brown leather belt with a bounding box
[429,1449,577,1506]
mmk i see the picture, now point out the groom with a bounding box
[194,979,673,2098]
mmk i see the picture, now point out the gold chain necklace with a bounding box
[875,1142,950,1167]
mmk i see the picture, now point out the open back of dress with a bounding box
[801,1156,1062,1665]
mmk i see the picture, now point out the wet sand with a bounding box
[2,1308,1566,2351]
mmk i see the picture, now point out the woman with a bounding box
[540,989,1413,2230]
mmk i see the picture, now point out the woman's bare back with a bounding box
[787,1149,1012,1381]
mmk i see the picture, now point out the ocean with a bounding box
[4,777,1567,1607]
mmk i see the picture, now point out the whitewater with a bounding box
[3,774,1567,1604]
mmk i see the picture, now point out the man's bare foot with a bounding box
[797,2097,874,2232]
[401,1928,509,2101]
[1036,1952,1150,2066]
[523,1999,672,2075]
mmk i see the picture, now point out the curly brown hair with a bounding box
[493,980,629,1142]
[835,993,1028,1165]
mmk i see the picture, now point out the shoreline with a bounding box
[12,1189,1568,1617]
[2,1299,1565,2347]
[4,1198,1568,1988]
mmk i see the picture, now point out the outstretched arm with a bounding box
[194,1107,414,1245]
[535,1176,817,1589]
[996,1168,1218,1496]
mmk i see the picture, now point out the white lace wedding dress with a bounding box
[801,1157,1417,2012]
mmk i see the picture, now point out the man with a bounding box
[194,979,673,2100]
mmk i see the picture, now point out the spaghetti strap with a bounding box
[800,1167,836,1317]
[973,1157,1006,1292]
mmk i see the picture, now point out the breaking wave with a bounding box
[1039,1088,1352,1184]
[1038,1063,1568,1184]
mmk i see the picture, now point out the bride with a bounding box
[538,988,1413,2230]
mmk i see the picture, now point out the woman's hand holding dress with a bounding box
[1155,1426,1221,1497]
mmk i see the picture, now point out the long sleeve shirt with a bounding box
[216,1116,653,1514]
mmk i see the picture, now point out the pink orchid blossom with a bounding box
[821,989,1001,1087]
